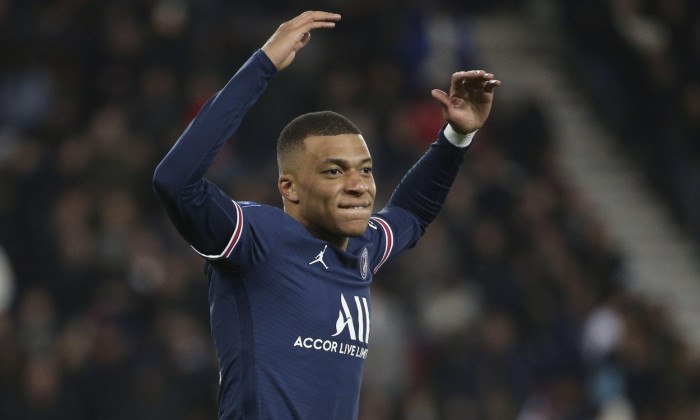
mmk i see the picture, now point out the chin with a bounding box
[343,220,371,237]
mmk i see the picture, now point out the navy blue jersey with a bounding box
[153,49,470,419]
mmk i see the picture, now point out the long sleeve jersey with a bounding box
[153,49,470,420]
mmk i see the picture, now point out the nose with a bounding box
[345,172,368,194]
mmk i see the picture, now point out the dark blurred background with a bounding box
[1,0,700,418]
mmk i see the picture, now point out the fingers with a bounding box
[262,11,340,71]
[484,79,501,93]
[288,10,341,32]
[276,11,341,44]
[293,10,342,23]
[451,70,501,92]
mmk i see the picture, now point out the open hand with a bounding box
[431,70,501,134]
[261,11,341,71]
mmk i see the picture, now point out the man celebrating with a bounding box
[153,10,500,420]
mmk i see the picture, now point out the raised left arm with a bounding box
[380,70,500,237]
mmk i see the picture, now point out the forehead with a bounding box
[302,134,371,163]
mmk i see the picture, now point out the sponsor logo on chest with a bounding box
[293,293,370,359]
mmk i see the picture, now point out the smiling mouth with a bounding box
[339,204,370,210]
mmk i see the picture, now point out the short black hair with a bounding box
[277,111,361,174]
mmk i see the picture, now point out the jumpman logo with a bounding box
[309,245,329,270]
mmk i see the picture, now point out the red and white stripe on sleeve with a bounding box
[370,216,394,274]
[192,200,244,259]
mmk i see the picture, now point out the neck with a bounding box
[304,222,349,251]
[283,206,349,251]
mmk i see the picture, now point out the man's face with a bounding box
[285,134,376,249]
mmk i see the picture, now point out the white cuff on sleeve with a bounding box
[444,124,476,148]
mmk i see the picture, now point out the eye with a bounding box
[361,167,373,174]
[324,168,341,176]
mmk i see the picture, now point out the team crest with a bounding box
[360,247,368,279]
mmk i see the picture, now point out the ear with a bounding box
[278,174,299,204]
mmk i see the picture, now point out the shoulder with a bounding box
[236,201,292,232]
[238,201,285,217]
[206,202,290,265]
[345,217,393,275]
[238,200,273,209]
[237,201,304,238]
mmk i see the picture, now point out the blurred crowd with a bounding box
[561,0,700,244]
[1,0,700,419]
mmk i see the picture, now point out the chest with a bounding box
[247,240,373,348]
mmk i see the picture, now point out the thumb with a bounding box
[299,32,311,48]
[431,89,449,109]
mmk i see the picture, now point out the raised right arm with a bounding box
[152,11,341,257]
[152,50,277,255]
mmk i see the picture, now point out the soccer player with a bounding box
[153,10,500,420]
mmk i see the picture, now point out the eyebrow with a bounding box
[322,157,373,167]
